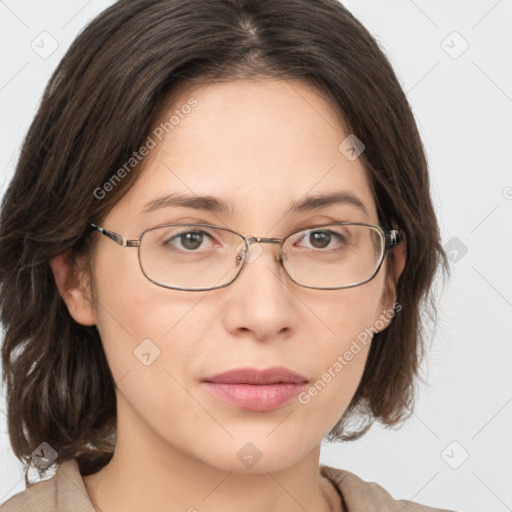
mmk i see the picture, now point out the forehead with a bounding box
[113,78,378,228]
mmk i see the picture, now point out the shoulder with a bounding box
[0,459,95,512]
[320,464,457,512]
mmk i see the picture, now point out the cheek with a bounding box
[297,279,385,423]
[91,278,210,441]
[313,275,385,352]
[90,247,206,381]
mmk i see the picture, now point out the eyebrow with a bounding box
[139,190,369,219]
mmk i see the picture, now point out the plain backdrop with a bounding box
[0,1,511,511]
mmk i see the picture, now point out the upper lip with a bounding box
[202,366,309,384]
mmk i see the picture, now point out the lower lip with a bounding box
[201,382,308,411]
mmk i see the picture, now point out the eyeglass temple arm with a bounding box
[90,224,140,248]
[385,229,403,251]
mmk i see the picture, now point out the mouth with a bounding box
[201,366,309,412]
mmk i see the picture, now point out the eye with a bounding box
[164,229,218,251]
[295,229,348,250]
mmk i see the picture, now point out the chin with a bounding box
[197,439,312,475]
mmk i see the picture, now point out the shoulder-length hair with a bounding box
[0,0,448,484]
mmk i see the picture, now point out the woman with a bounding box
[0,0,452,510]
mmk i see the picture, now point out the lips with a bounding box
[202,366,309,385]
[201,367,309,411]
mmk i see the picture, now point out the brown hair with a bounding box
[0,0,449,484]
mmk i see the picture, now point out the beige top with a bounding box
[0,459,455,511]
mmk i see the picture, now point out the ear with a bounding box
[50,252,96,326]
[374,231,407,332]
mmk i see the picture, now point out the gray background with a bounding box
[1,1,511,510]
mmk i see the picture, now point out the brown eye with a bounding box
[163,229,216,251]
[296,229,347,250]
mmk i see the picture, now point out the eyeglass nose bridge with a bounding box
[237,236,286,265]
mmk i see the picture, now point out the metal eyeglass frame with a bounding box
[89,221,403,291]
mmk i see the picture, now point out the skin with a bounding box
[51,78,406,512]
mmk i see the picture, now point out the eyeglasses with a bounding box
[89,222,403,291]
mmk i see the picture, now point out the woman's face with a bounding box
[70,79,400,473]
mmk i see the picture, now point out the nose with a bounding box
[221,238,299,341]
